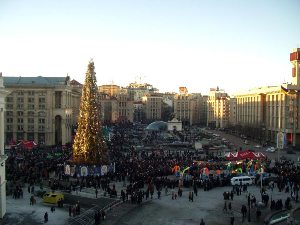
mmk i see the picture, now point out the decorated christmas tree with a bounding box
[72,60,109,165]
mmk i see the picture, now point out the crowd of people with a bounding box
[5,123,300,224]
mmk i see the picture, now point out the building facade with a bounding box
[142,93,163,122]
[0,73,9,218]
[233,48,300,146]
[98,84,120,97]
[207,87,230,128]
[3,76,81,146]
[116,92,134,122]
[173,88,204,126]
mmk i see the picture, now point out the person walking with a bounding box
[230,214,234,225]
[95,188,98,198]
[44,212,48,223]
[223,201,227,212]
[241,205,247,222]
[200,218,205,225]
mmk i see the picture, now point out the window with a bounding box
[28,91,35,96]
[38,111,46,117]
[17,118,23,123]
[28,111,35,116]
[28,104,35,110]
[28,118,34,123]
[17,125,24,131]
[6,97,13,102]
[28,97,35,103]
[38,125,45,131]
[17,97,24,103]
[17,91,24,96]
[38,118,45,124]
[17,111,23,116]
[6,125,13,131]
[39,92,46,96]
[39,104,45,110]
[6,104,13,109]
[17,104,23,109]
[28,125,34,132]
[6,111,13,116]
[6,118,13,123]
[39,97,45,103]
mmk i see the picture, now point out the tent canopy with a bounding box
[17,140,38,150]
[225,151,266,160]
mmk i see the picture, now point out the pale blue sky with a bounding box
[0,0,299,94]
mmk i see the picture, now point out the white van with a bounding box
[230,176,253,186]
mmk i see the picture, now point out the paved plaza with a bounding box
[1,177,298,225]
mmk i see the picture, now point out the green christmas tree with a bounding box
[72,60,109,165]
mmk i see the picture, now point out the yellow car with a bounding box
[43,192,64,204]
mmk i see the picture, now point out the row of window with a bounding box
[6,104,46,110]
[6,125,45,132]
[16,91,46,96]
[6,97,46,103]
[6,111,46,117]
[6,118,45,124]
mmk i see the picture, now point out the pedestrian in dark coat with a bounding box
[200,218,205,225]
[44,212,48,223]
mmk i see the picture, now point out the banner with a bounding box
[80,166,88,177]
[101,165,108,175]
[64,165,70,175]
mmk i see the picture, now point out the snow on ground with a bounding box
[5,186,69,225]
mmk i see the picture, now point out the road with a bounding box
[212,130,300,162]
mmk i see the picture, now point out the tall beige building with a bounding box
[98,92,118,123]
[116,92,134,122]
[3,76,81,146]
[142,93,163,121]
[233,48,300,146]
[173,87,202,126]
[0,73,9,218]
[207,87,230,128]
[200,95,208,126]
[228,97,237,126]
[127,82,157,101]
[99,84,120,97]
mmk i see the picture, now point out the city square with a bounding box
[1,1,300,225]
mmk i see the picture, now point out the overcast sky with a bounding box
[0,0,299,94]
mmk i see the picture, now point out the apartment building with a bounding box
[207,87,230,128]
[3,76,81,146]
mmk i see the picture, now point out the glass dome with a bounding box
[145,121,168,131]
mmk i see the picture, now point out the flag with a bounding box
[280,85,289,94]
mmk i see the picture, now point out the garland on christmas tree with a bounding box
[72,60,109,165]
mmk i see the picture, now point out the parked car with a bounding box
[287,149,296,154]
[43,192,64,204]
[266,147,276,152]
